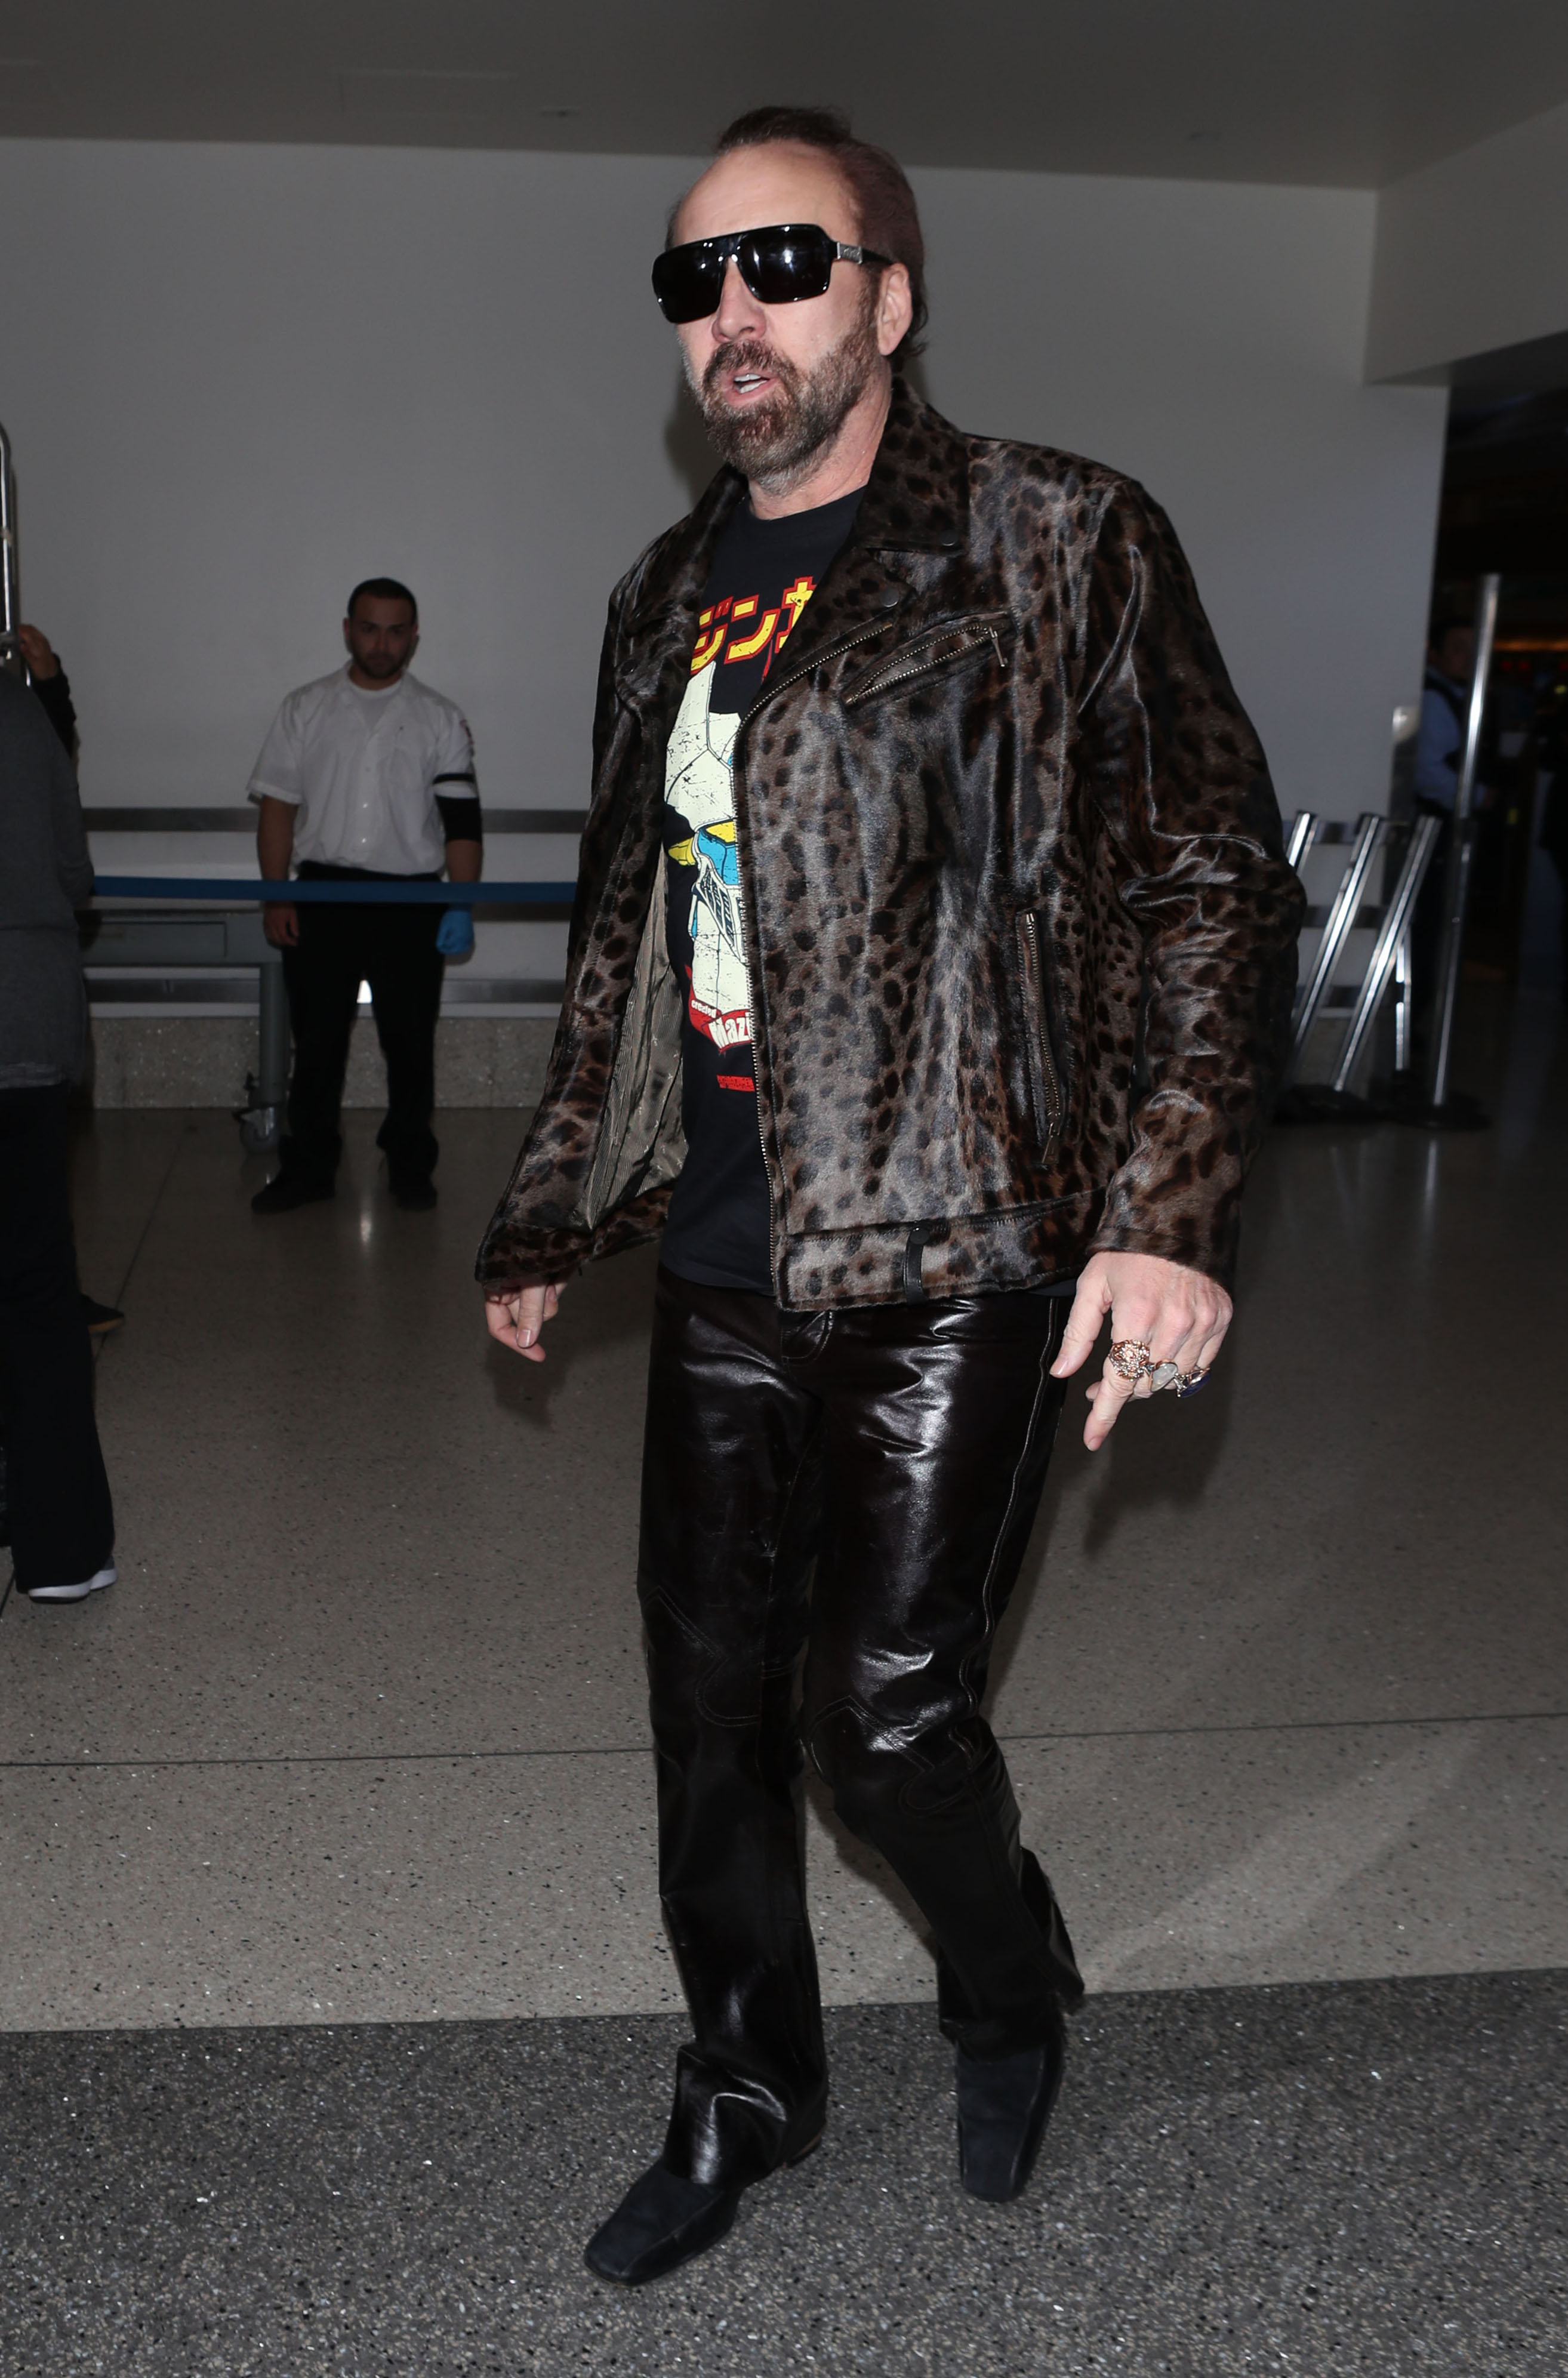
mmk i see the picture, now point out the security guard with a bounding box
[248,578,482,1212]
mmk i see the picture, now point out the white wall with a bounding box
[0,140,1447,900]
[916,167,1447,830]
[1368,98,1568,383]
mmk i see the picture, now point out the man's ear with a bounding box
[877,263,914,360]
[342,617,354,651]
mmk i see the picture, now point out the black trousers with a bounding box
[639,1267,1082,2191]
[280,873,443,1185]
[0,1084,114,1591]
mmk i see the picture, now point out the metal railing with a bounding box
[0,418,22,679]
[1281,809,1442,1104]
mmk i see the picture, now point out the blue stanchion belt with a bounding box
[91,877,577,905]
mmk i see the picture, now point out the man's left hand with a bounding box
[1051,1251,1232,1452]
[17,624,59,679]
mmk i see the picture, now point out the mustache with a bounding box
[701,338,801,401]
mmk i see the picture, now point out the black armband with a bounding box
[436,790,483,843]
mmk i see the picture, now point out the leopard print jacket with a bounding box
[476,380,1303,1309]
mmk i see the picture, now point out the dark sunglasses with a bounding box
[652,222,892,324]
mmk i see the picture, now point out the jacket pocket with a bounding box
[841,609,1014,707]
[1015,909,1063,1156]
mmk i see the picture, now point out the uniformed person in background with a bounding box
[248,578,482,1214]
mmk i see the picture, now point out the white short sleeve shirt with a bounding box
[247,667,478,876]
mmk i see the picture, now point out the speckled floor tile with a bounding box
[0,1749,677,2031]
[11,1036,1563,1781]
[1025,1715,1568,1993]
[9,1113,654,1766]
[65,1105,191,1308]
[1,1974,1563,2376]
[4,1715,1563,2031]
[988,1105,1568,1743]
[2,994,1558,2049]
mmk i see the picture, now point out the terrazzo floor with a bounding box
[3,1977,1563,2376]
[1,989,1564,2370]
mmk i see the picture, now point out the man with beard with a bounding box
[479,107,1301,2283]
[248,578,482,1213]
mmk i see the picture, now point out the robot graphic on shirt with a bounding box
[664,659,751,1054]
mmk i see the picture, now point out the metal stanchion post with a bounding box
[0,420,24,680]
[1401,572,1498,1129]
[238,960,289,1154]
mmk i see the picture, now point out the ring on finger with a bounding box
[1146,1359,1182,1393]
[1175,1367,1211,1399]
[1107,1339,1155,1382]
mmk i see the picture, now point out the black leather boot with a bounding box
[954,2000,1068,2203]
[583,2160,740,2285]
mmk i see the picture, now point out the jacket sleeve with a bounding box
[1072,480,1304,1285]
[48,726,95,910]
[33,667,78,759]
[473,583,639,1292]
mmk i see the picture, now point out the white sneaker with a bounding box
[26,1563,118,1604]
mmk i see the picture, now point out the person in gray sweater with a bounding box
[0,664,115,1600]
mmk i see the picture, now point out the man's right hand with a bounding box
[263,902,299,947]
[485,1282,563,1364]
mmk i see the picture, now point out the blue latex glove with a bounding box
[436,904,475,957]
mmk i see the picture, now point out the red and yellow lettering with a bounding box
[775,576,816,649]
[726,607,780,663]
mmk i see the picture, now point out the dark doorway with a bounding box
[1428,387,1568,996]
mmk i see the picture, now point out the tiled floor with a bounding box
[1,991,1564,2369]
[5,1976,1564,2376]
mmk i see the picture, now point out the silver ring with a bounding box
[1107,1339,1154,1382]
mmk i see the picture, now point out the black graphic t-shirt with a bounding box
[658,488,864,1296]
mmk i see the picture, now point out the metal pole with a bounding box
[0,420,23,679]
[1284,810,1317,873]
[258,960,289,1111]
[1330,814,1441,1093]
[1425,573,1499,1111]
[1393,933,1411,1077]
[1281,812,1381,1089]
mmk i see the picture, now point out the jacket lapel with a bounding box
[614,378,973,718]
[615,466,744,715]
[737,380,974,699]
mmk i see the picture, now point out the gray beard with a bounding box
[690,302,882,495]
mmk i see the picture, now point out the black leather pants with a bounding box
[639,1266,1081,2191]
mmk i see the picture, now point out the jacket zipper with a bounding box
[843,614,1012,707]
[732,618,895,1290]
[1017,910,1064,1148]
[730,605,1009,1288]
[739,617,894,728]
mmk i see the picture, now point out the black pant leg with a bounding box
[281,904,363,1185]
[638,1269,828,2188]
[365,903,442,1181]
[800,1291,1079,2060]
[0,1085,114,1590]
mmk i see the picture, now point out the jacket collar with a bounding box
[846,375,969,557]
[623,376,971,643]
